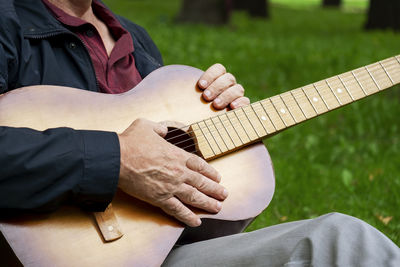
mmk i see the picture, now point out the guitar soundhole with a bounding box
[165,127,198,155]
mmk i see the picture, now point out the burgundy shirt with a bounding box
[42,0,142,94]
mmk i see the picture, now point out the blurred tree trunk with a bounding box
[176,0,269,25]
[233,0,269,18]
[322,0,341,7]
[365,0,400,31]
[176,0,230,25]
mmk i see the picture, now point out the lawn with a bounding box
[103,0,400,244]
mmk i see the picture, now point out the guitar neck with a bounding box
[190,55,400,160]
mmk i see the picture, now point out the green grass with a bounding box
[103,0,400,244]
[271,0,368,10]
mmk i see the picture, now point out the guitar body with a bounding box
[0,65,275,266]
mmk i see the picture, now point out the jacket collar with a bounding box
[15,0,69,38]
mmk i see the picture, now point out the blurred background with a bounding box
[103,0,400,244]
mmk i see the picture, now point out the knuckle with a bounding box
[226,73,236,83]
[196,178,208,191]
[134,117,148,126]
[196,158,207,172]
[214,63,226,73]
[236,84,245,94]
[165,200,181,214]
[188,189,198,203]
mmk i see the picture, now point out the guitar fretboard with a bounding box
[190,55,400,160]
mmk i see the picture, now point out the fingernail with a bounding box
[223,189,229,198]
[199,80,208,88]
[214,98,221,104]
[204,89,211,98]
[196,218,202,226]
[231,101,237,108]
[216,201,222,210]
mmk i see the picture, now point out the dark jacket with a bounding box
[0,0,163,211]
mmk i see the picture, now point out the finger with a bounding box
[198,63,226,89]
[133,118,168,137]
[230,96,250,109]
[154,122,169,137]
[212,84,245,109]
[186,156,221,182]
[161,197,201,227]
[185,169,228,200]
[202,73,237,101]
[176,184,222,213]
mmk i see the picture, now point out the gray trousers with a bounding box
[163,213,400,267]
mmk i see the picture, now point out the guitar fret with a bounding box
[244,105,267,137]
[250,104,268,134]
[351,70,367,96]
[270,95,295,127]
[270,98,287,127]
[232,110,252,142]
[369,63,393,89]
[313,83,330,111]
[226,112,248,144]
[282,92,306,123]
[217,116,236,148]
[302,85,328,114]
[206,119,228,153]
[337,75,355,101]
[342,72,366,100]
[365,65,381,90]
[192,122,215,158]
[290,90,309,119]
[237,108,260,139]
[189,55,400,160]
[291,89,317,118]
[259,101,278,131]
[280,94,297,123]
[213,116,235,150]
[301,87,318,114]
[199,120,220,155]
[261,99,286,130]
[314,81,340,110]
[383,58,400,84]
[252,102,276,133]
[326,76,352,104]
[353,67,379,95]
[221,113,244,146]
[325,79,342,105]
[379,62,394,85]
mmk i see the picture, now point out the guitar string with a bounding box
[163,63,399,149]
[164,67,399,155]
[161,61,397,154]
[167,70,397,153]
[162,58,399,143]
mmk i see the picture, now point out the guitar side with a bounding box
[0,65,275,266]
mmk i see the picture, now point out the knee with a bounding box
[312,212,371,237]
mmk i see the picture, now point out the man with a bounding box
[0,0,399,266]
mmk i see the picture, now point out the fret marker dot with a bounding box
[337,88,343,93]
[313,97,318,102]
[280,108,286,114]
[108,226,114,232]
[261,116,267,121]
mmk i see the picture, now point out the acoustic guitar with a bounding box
[0,55,399,266]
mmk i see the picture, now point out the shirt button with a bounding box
[69,42,77,49]
[86,29,94,37]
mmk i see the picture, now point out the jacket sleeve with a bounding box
[0,6,120,212]
[0,127,120,212]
